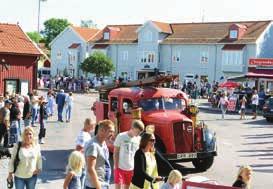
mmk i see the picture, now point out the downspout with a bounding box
[170,45,173,74]
[115,45,118,78]
[214,45,217,81]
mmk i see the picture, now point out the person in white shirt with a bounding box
[75,118,96,189]
[251,90,259,119]
[218,92,229,119]
[114,120,145,189]
[65,92,73,122]
[0,95,4,109]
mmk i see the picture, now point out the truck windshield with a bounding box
[139,98,184,111]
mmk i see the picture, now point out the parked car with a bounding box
[263,97,273,122]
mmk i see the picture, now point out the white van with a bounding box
[38,68,51,79]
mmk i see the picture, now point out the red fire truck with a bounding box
[92,75,217,171]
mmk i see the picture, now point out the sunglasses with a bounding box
[149,139,156,143]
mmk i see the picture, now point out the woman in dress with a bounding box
[130,126,173,189]
[7,126,42,189]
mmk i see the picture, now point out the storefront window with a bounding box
[5,80,18,95]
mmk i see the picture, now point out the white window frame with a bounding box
[200,51,209,64]
[173,51,181,63]
[57,51,62,60]
[139,51,155,63]
[103,32,110,40]
[230,30,238,39]
[122,51,129,61]
[222,50,243,66]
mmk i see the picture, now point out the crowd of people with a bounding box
[1,89,253,189]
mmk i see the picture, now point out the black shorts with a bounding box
[252,105,257,113]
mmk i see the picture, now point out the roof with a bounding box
[92,44,109,49]
[163,20,271,44]
[89,24,141,44]
[222,44,246,50]
[68,43,81,49]
[0,23,42,56]
[90,20,271,44]
[71,26,100,42]
[152,21,172,34]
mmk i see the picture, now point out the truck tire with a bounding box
[266,117,273,122]
[192,157,214,171]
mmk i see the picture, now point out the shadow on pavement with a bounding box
[40,149,73,183]
[170,162,205,176]
[241,133,273,139]
[243,119,272,126]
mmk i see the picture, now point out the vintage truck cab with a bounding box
[92,75,217,171]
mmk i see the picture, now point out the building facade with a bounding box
[89,20,273,83]
[50,26,99,77]
[0,23,41,95]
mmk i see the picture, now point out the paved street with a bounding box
[0,93,272,189]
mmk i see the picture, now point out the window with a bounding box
[122,99,133,114]
[139,51,155,63]
[222,51,243,65]
[144,31,153,42]
[200,51,209,64]
[122,51,128,61]
[57,51,62,60]
[110,97,118,112]
[103,32,110,40]
[173,51,181,63]
[230,30,238,39]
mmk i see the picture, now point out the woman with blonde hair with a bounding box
[130,125,173,189]
[63,150,85,189]
[160,170,182,189]
[7,126,42,189]
[232,165,252,189]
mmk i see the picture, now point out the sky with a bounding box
[1,0,273,32]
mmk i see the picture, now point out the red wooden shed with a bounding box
[0,23,42,95]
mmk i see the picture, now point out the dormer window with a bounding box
[230,30,238,39]
[103,32,110,40]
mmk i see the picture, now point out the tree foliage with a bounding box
[42,18,70,47]
[27,31,42,43]
[80,52,114,77]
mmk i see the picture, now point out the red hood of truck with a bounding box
[142,110,192,124]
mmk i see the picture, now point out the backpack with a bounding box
[0,107,4,124]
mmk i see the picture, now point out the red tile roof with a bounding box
[68,43,81,49]
[89,24,141,44]
[90,20,271,44]
[0,23,41,56]
[152,21,172,34]
[71,26,100,42]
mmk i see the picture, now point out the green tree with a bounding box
[80,52,114,77]
[42,18,70,47]
[27,31,42,43]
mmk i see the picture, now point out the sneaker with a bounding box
[39,139,45,144]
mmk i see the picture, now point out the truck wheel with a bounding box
[192,157,214,171]
[266,117,273,122]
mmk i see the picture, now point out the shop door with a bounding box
[20,81,29,96]
[5,79,18,95]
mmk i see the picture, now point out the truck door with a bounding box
[108,96,119,126]
[120,98,134,132]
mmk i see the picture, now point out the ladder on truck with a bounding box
[97,74,179,102]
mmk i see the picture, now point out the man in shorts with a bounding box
[85,119,115,189]
[251,90,259,119]
[114,120,145,189]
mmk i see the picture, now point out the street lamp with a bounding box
[38,0,47,33]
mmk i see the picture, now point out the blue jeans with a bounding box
[57,105,64,121]
[15,175,37,189]
[66,105,72,121]
[31,107,38,125]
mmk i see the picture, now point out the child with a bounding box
[160,170,182,189]
[232,165,252,189]
[63,151,85,189]
[240,95,247,120]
